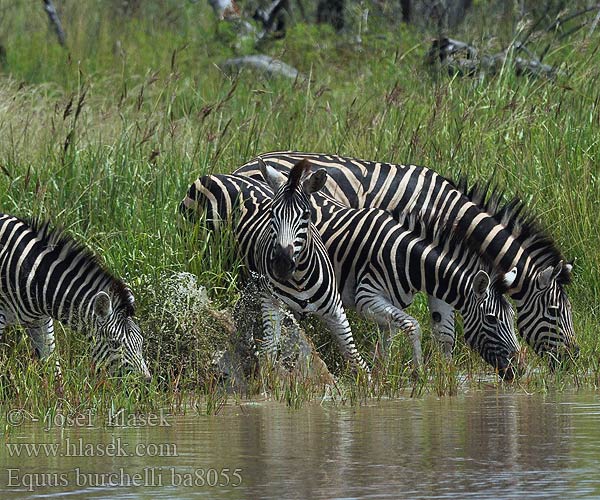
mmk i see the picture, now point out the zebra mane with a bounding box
[453,175,572,285]
[27,218,136,314]
[286,159,311,192]
[405,209,512,294]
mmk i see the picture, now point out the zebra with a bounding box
[233,151,577,362]
[182,161,521,378]
[0,214,151,380]
[180,159,371,374]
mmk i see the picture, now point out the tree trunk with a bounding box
[317,0,345,30]
[401,0,411,22]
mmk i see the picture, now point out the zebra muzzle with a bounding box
[496,350,524,381]
[271,244,295,280]
[140,360,152,381]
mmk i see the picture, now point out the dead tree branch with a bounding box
[253,0,289,38]
[219,54,303,80]
[43,0,66,46]
[427,37,559,80]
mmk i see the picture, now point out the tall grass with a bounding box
[0,1,599,417]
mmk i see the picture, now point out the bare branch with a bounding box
[42,0,66,46]
[219,54,303,80]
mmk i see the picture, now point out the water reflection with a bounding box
[2,391,600,499]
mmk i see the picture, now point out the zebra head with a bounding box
[259,158,327,281]
[517,260,577,364]
[90,286,151,381]
[462,267,520,380]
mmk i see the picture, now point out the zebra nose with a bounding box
[141,362,152,381]
[496,350,520,381]
[271,244,295,280]
[498,364,515,381]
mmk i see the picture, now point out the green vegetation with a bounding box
[0,1,599,420]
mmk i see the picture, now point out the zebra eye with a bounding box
[548,304,559,313]
[484,314,499,326]
[107,339,122,350]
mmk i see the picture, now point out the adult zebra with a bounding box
[180,160,370,374]
[181,161,520,379]
[0,214,151,379]
[233,152,577,362]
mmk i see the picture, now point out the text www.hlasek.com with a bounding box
[5,438,176,458]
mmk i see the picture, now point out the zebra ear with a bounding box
[541,260,572,286]
[537,263,561,289]
[93,291,113,319]
[258,158,286,191]
[124,287,136,310]
[565,260,574,275]
[503,267,518,288]
[472,270,490,298]
[303,168,327,195]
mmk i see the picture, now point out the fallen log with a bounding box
[219,54,303,80]
[426,37,559,79]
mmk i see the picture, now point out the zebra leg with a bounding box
[26,317,56,359]
[260,294,283,362]
[355,292,423,368]
[26,317,63,385]
[0,309,6,345]
[427,296,455,359]
[319,309,370,374]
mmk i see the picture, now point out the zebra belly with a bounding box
[338,263,415,312]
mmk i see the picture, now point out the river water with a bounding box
[2,390,600,499]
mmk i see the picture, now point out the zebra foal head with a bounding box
[259,158,326,281]
[90,285,151,381]
[462,267,520,380]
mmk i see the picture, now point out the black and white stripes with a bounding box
[234,151,577,362]
[180,160,370,373]
[181,167,520,377]
[0,213,151,379]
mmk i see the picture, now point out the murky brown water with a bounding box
[2,390,600,499]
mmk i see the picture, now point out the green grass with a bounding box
[0,1,599,419]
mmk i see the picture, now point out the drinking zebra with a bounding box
[180,160,370,374]
[0,214,151,379]
[234,152,576,362]
[181,161,521,378]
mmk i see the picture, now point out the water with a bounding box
[2,391,600,499]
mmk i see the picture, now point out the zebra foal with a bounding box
[180,160,370,374]
[234,152,577,363]
[0,214,151,379]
